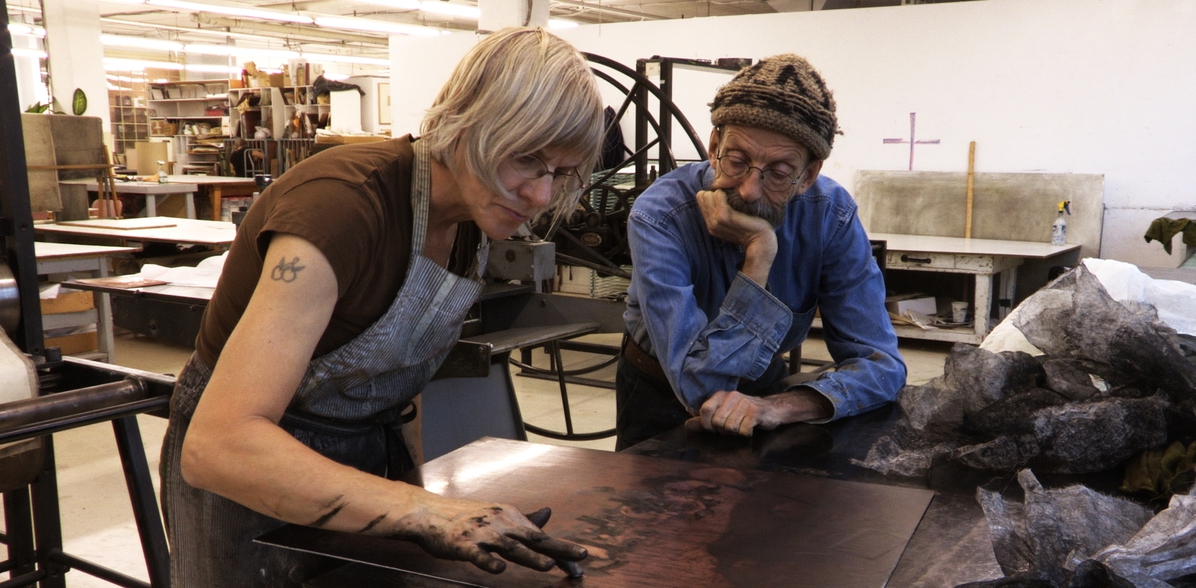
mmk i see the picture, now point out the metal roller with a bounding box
[0,262,19,338]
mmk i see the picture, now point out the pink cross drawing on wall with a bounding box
[883,112,940,170]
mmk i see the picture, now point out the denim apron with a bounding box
[160,139,488,587]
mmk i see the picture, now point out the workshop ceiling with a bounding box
[8,0,979,74]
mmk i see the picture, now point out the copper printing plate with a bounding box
[258,437,934,588]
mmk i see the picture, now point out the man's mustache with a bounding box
[725,187,784,229]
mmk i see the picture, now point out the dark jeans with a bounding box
[614,355,691,451]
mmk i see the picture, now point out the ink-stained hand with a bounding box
[685,388,833,437]
[695,189,776,251]
[391,495,587,574]
[686,390,771,437]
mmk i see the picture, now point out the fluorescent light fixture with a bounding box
[313,16,441,36]
[102,34,185,51]
[11,47,48,59]
[146,0,315,25]
[548,18,579,29]
[302,53,391,66]
[418,1,480,19]
[104,57,185,71]
[184,44,301,60]
[7,23,46,37]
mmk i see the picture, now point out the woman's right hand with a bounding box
[388,493,587,574]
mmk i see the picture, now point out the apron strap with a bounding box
[279,403,417,480]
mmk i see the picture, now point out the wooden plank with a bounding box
[58,217,177,230]
[855,170,1104,260]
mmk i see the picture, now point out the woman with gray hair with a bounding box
[160,27,604,587]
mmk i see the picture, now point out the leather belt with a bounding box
[622,335,669,385]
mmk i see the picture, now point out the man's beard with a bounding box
[725,187,785,229]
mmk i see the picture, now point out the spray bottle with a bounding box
[1051,200,1071,246]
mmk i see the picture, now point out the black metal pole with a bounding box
[0,0,45,355]
[112,415,170,588]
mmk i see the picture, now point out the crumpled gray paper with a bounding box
[960,470,1196,587]
[859,265,1196,477]
[961,470,1154,587]
[1014,269,1196,402]
[1088,490,1196,587]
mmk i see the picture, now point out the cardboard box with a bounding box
[268,73,285,88]
[885,294,937,317]
[40,289,94,315]
[45,331,98,355]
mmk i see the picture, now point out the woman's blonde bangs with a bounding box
[421,27,604,201]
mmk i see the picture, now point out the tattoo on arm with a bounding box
[270,256,305,282]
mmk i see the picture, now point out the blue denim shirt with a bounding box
[624,161,906,421]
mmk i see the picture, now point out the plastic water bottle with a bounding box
[157,161,168,184]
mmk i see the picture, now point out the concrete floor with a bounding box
[15,330,952,587]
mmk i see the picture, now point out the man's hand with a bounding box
[390,495,587,574]
[685,387,834,437]
[696,189,778,285]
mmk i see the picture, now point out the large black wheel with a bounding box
[531,54,713,280]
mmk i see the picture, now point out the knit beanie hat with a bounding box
[710,54,840,161]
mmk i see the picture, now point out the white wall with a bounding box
[11,35,49,111]
[390,0,1196,266]
[42,0,108,132]
[347,75,391,135]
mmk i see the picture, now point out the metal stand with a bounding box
[1,8,175,586]
[511,339,621,440]
[515,340,618,442]
[1,365,175,588]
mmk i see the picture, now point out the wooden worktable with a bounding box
[163,174,257,221]
[35,217,236,248]
[35,242,139,362]
[59,179,200,219]
[868,233,1081,344]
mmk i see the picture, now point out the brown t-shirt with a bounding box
[195,135,479,368]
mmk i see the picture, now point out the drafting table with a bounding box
[164,175,257,221]
[35,242,139,362]
[59,179,199,219]
[35,217,236,249]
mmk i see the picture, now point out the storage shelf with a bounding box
[151,98,225,103]
[150,115,226,120]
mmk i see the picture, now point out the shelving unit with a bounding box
[109,82,148,160]
[147,80,229,133]
[171,135,224,176]
[228,85,328,176]
[229,85,329,142]
[148,80,231,175]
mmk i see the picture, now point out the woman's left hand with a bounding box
[389,493,587,574]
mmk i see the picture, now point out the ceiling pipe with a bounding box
[192,13,394,45]
[101,17,388,48]
[550,0,666,20]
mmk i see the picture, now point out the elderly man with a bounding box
[616,54,906,450]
